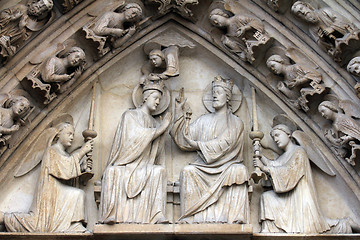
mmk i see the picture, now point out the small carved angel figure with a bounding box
[0,95,31,148]
[266,50,325,112]
[291,1,360,63]
[0,0,54,60]
[0,115,94,232]
[255,116,353,233]
[21,46,86,104]
[83,3,143,56]
[318,100,360,166]
[347,57,360,77]
[209,7,271,64]
[140,46,179,83]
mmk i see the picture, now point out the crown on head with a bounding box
[142,80,165,94]
[212,75,234,92]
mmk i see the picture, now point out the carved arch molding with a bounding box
[0,0,359,239]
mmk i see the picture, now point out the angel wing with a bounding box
[293,130,336,176]
[286,47,319,69]
[339,99,360,119]
[14,127,57,177]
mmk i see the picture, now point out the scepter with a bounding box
[249,87,267,184]
[80,81,98,185]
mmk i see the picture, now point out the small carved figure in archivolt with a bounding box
[291,1,360,64]
[21,44,86,104]
[266,48,325,112]
[0,92,31,150]
[99,80,170,224]
[255,115,354,233]
[0,0,54,61]
[0,114,94,232]
[83,2,143,57]
[140,30,195,83]
[171,76,249,224]
[318,98,360,166]
[209,5,272,64]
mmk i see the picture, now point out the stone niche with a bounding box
[0,0,359,240]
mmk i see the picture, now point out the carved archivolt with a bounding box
[0,0,359,237]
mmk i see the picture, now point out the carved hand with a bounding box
[81,139,94,156]
[73,67,82,79]
[127,26,136,36]
[184,132,199,150]
[254,157,269,173]
[19,15,28,29]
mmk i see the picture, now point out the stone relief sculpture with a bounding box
[147,0,199,19]
[348,57,360,77]
[140,31,194,83]
[21,45,86,104]
[0,93,31,151]
[83,3,143,57]
[59,0,84,13]
[99,80,170,224]
[347,57,360,98]
[265,0,293,13]
[170,76,249,224]
[318,98,360,166]
[266,48,325,112]
[141,46,179,83]
[0,114,93,232]
[291,1,360,64]
[255,115,353,233]
[0,0,54,61]
[209,6,272,64]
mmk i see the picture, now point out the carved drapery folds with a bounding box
[291,1,360,66]
[20,44,86,104]
[0,0,359,237]
[265,47,325,112]
[83,3,144,57]
[256,116,353,233]
[0,0,54,62]
[209,3,272,64]
[0,114,93,233]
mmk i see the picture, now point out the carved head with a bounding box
[266,55,285,75]
[27,0,53,17]
[54,122,74,148]
[318,101,337,120]
[66,47,86,67]
[141,80,164,112]
[7,96,31,118]
[209,9,229,28]
[212,76,233,110]
[347,57,360,77]
[123,3,142,22]
[271,124,292,149]
[149,49,165,67]
[291,1,318,23]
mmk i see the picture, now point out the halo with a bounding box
[132,84,170,115]
[272,114,298,133]
[202,83,242,113]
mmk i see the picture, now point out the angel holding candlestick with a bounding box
[254,114,355,233]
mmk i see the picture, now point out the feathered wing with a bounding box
[14,128,57,177]
[286,47,319,70]
[337,115,360,141]
[339,99,360,119]
[292,130,336,176]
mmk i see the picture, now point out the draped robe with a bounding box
[260,146,351,233]
[4,145,86,232]
[171,110,249,223]
[99,108,167,224]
